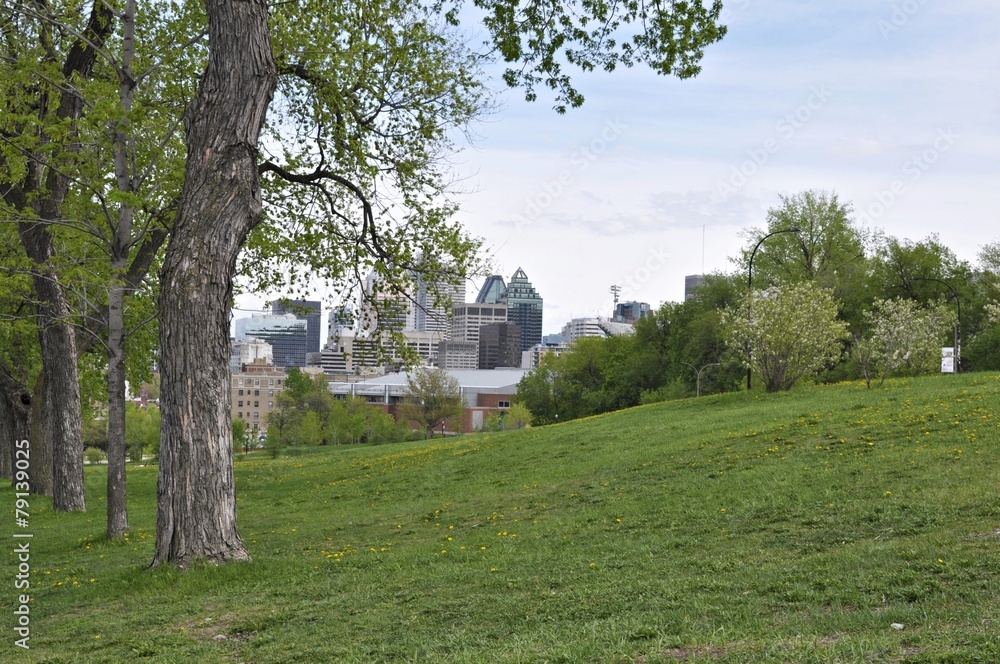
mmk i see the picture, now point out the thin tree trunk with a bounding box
[152,0,276,568]
[107,272,129,536]
[106,0,138,540]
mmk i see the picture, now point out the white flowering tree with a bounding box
[723,282,849,392]
[853,298,957,387]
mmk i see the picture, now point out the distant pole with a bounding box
[746,227,801,390]
[907,276,961,372]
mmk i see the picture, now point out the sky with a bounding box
[237,0,1000,337]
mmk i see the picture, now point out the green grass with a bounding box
[4,373,1000,662]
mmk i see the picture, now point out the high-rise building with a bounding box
[327,306,354,343]
[414,274,465,337]
[561,317,634,342]
[475,275,507,304]
[453,303,508,345]
[501,268,543,352]
[479,322,522,369]
[230,337,273,372]
[685,275,706,301]
[614,301,651,323]
[234,314,308,367]
[271,299,322,354]
[436,340,479,370]
[231,360,286,435]
[361,270,412,332]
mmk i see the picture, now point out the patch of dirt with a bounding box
[177,614,240,641]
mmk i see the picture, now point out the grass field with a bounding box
[3,373,1000,662]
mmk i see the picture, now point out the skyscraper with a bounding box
[475,275,507,304]
[271,299,322,354]
[234,314,308,367]
[501,268,543,352]
[414,273,465,337]
[479,322,522,369]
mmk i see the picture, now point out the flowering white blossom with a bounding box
[722,282,848,392]
[854,297,957,387]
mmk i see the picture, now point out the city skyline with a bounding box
[235,1,999,335]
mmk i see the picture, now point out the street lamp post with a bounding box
[746,227,801,390]
[907,276,961,372]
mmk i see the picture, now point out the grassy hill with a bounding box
[3,374,1000,662]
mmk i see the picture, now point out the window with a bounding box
[254,412,259,419]
[255,379,260,386]
[254,401,259,408]
[238,389,243,396]
[269,390,273,397]
[237,411,242,418]
[238,400,243,407]
[277,379,282,386]
[269,379,274,386]
[268,402,273,408]
[254,389,260,396]
[498,400,511,409]
[238,378,244,386]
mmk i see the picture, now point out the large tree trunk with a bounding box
[40,317,86,511]
[152,0,276,568]
[27,373,51,497]
[0,369,31,482]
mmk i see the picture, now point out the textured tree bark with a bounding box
[36,293,86,511]
[106,271,129,537]
[27,373,51,497]
[0,371,31,482]
[152,0,276,568]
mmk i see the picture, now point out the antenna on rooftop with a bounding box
[609,284,622,317]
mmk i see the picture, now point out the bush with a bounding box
[84,447,105,464]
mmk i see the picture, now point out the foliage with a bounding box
[855,298,958,387]
[232,418,249,456]
[84,447,105,465]
[264,426,284,459]
[517,279,744,424]
[263,373,409,446]
[124,405,160,462]
[504,402,532,429]
[398,367,464,438]
[482,402,533,431]
[723,282,849,392]
[737,190,875,331]
[82,417,109,452]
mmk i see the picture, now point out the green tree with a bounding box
[504,402,532,430]
[114,0,725,567]
[232,418,249,456]
[124,404,160,463]
[515,356,559,425]
[398,367,464,439]
[738,191,875,330]
[722,282,849,392]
